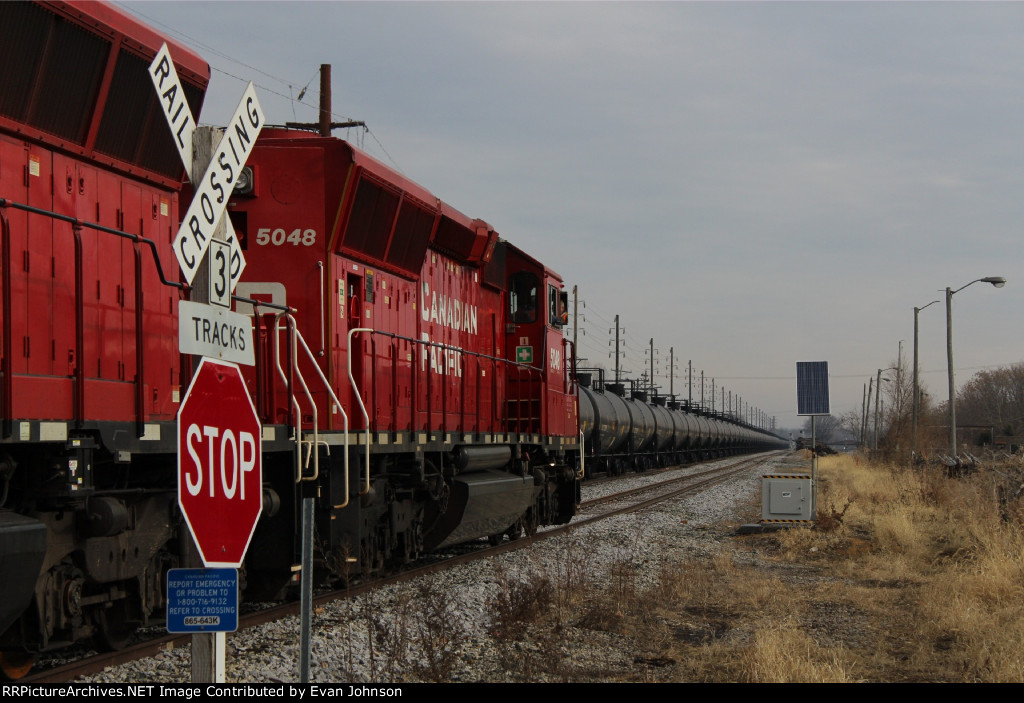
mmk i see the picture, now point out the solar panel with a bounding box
[796,361,830,416]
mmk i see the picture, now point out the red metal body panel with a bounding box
[0,0,200,425]
[0,2,209,189]
[415,251,503,434]
[0,136,183,423]
[231,133,538,438]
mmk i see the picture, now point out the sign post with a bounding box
[150,43,264,683]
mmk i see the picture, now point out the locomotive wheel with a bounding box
[94,602,136,651]
[0,651,36,680]
[487,533,503,546]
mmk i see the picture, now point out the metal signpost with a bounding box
[149,44,264,683]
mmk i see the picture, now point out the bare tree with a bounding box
[801,414,845,444]
[875,356,914,453]
[954,363,1024,444]
[839,409,863,443]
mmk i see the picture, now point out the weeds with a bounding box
[487,568,555,640]
[410,581,467,682]
[815,497,852,532]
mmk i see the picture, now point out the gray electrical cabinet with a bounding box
[761,475,813,521]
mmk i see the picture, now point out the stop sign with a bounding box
[178,358,262,567]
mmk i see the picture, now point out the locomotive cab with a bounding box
[502,244,575,440]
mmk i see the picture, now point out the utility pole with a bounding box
[649,338,655,394]
[688,360,692,407]
[572,285,578,371]
[669,347,674,398]
[614,314,620,383]
[861,382,867,447]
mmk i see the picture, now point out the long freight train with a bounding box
[0,0,785,674]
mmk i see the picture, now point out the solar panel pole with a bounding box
[811,414,817,519]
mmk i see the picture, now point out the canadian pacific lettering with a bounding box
[420,281,477,377]
[420,281,478,334]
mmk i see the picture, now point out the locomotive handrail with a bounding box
[349,328,545,436]
[317,261,325,357]
[0,198,185,291]
[273,314,311,482]
[0,197,303,438]
[272,312,350,497]
[0,198,181,434]
[292,316,350,501]
[0,207,12,437]
[347,328,373,497]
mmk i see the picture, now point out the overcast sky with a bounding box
[122,1,1024,432]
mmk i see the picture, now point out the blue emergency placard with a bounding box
[166,567,239,633]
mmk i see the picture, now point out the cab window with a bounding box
[547,285,569,327]
[509,272,538,323]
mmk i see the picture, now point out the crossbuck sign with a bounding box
[149,44,263,289]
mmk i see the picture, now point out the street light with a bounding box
[946,276,1006,462]
[912,300,941,457]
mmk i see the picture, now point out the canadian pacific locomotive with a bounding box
[0,1,784,674]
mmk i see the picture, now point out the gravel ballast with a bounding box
[79,453,791,683]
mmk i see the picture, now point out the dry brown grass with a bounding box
[486,452,1024,682]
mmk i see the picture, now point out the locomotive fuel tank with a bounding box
[426,469,536,549]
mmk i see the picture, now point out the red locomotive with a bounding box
[0,1,783,674]
[231,130,579,594]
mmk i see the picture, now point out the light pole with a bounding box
[863,377,874,446]
[912,300,940,457]
[946,276,1006,461]
[874,368,896,450]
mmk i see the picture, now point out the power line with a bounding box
[117,2,404,174]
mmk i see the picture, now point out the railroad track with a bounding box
[24,450,786,683]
